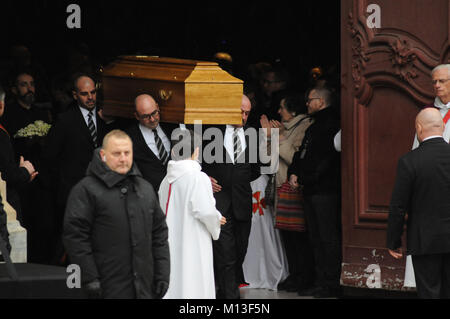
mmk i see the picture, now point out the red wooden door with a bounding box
[340,0,448,290]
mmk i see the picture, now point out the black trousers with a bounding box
[412,253,450,299]
[303,193,341,289]
[213,210,251,299]
[280,230,315,288]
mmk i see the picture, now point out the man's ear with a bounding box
[99,149,106,162]
[11,87,17,95]
[72,90,78,101]
[134,112,139,121]
[416,123,423,140]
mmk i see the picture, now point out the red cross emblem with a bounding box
[252,191,266,216]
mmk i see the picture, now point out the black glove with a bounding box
[154,281,169,299]
[83,279,103,299]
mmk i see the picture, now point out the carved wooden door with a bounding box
[341,0,448,290]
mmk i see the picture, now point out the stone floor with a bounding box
[240,287,320,299]
[239,286,417,299]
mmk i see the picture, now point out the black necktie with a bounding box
[88,110,97,146]
[153,129,169,165]
[233,128,242,162]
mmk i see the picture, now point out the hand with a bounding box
[220,216,227,225]
[83,279,103,299]
[388,248,403,259]
[19,156,38,181]
[270,119,285,135]
[209,176,222,193]
[97,109,115,124]
[154,281,169,299]
[260,115,271,137]
[289,174,299,189]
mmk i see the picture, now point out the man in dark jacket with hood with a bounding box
[63,129,170,299]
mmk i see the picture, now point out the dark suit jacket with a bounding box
[0,127,30,219]
[201,125,261,222]
[42,105,112,209]
[126,122,178,193]
[288,106,340,196]
[387,137,450,256]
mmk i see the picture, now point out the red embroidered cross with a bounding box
[252,191,266,216]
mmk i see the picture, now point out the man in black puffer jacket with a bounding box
[63,129,170,299]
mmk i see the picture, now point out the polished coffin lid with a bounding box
[101,56,243,124]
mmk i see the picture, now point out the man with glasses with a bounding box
[43,73,115,265]
[126,94,178,193]
[288,86,341,298]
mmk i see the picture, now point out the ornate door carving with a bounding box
[341,0,447,290]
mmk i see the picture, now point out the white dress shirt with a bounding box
[224,125,246,164]
[139,124,171,160]
[79,106,97,130]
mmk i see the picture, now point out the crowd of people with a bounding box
[0,43,343,299]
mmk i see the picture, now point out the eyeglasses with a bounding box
[432,79,450,85]
[306,97,321,104]
[138,109,160,120]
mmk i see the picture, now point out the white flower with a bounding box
[14,120,51,138]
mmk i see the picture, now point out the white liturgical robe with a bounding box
[159,159,222,299]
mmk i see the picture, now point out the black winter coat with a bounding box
[63,149,170,299]
[288,106,340,196]
[0,127,30,220]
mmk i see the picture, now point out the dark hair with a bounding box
[265,65,290,84]
[11,68,35,87]
[279,91,307,115]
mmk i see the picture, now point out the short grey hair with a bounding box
[311,86,332,106]
[431,64,450,77]
[102,129,133,149]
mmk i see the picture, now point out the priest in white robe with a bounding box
[159,130,226,299]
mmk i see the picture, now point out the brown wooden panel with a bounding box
[341,0,448,291]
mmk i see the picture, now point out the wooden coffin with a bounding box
[101,56,243,124]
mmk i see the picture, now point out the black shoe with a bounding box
[296,283,314,294]
[286,284,298,292]
[313,287,340,299]
[278,277,296,291]
[297,286,323,296]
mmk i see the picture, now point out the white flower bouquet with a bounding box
[14,120,51,138]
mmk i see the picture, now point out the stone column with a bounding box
[0,173,27,262]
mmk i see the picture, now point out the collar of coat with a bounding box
[284,114,310,130]
[86,148,143,190]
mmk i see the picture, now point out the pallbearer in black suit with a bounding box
[42,73,114,264]
[202,95,260,299]
[126,94,177,193]
[387,107,450,299]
